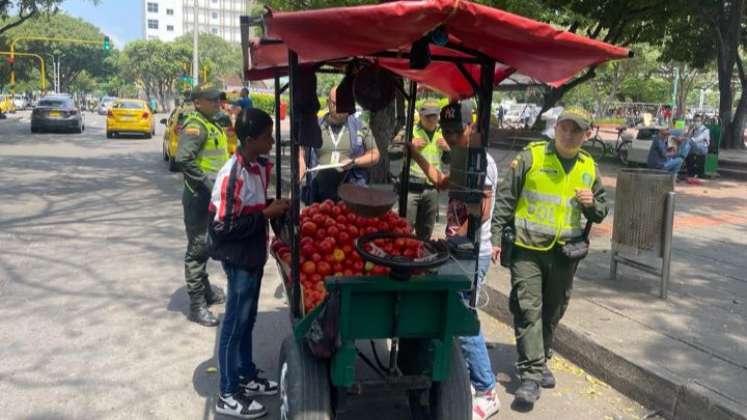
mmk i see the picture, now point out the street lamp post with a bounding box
[192,0,199,87]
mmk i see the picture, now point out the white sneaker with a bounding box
[215,393,267,419]
[472,388,500,420]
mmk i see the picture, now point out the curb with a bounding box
[480,283,747,420]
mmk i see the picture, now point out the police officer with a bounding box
[404,99,449,240]
[299,86,380,203]
[490,107,608,405]
[175,83,230,327]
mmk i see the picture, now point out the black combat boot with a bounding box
[541,364,556,388]
[515,379,541,404]
[205,286,226,306]
[189,305,219,327]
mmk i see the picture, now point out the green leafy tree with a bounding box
[0,1,81,37]
[119,40,191,110]
[173,32,243,81]
[1,12,114,93]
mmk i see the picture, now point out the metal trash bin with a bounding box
[610,169,675,298]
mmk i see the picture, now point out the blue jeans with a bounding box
[439,255,497,392]
[219,262,263,395]
[663,140,691,175]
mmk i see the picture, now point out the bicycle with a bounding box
[581,125,632,165]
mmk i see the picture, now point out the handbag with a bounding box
[559,220,593,261]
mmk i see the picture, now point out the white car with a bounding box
[504,103,538,128]
[13,95,28,110]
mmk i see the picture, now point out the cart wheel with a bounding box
[409,340,471,420]
[279,335,333,420]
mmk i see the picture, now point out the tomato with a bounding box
[343,269,354,276]
[335,214,347,224]
[403,248,415,258]
[365,226,378,235]
[315,281,326,292]
[394,238,407,249]
[347,213,357,223]
[338,231,351,245]
[319,202,333,214]
[331,205,342,216]
[301,221,318,236]
[311,253,322,263]
[301,236,314,246]
[323,254,336,264]
[342,244,354,255]
[317,261,332,276]
[332,248,345,262]
[333,262,344,273]
[372,265,387,275]
[315,228,327,241]
[324,217,337,228]
[301,261,316,275]
[311,213,325,225]
[353,260,364,272]
[279,252,291,265]
[319,240,334,255]
[347,225,359,238]
[301,244,315,258]
[311,273,323,284]
[327,226,340,237]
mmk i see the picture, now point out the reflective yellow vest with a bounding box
[183,111,229,176]
[409,124,444,182]
[514,142,596,251]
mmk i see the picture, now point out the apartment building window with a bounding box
[211,12,218,19]
[211,27,218,34]
[147,2,158,13]
[166,8,174,16]
[167,25,174,31]
[148,19,159,29]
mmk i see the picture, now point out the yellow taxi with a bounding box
[106,99,155,139]
[161,103,237,172]
[0,94,16,113]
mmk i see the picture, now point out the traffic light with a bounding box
[103,36,111,50]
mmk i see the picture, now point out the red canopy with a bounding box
[245,0,630,98]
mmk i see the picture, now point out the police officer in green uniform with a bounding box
[404,99,449,240]
[490,108,608,405]
[175,83,230,327]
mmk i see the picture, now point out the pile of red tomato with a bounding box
[271,199,415,313]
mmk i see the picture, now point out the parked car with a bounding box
[13,94,28,110]
[97,96,116,115]
[161,103,237,172]
[106,99,155,139]
[31,95,85,133]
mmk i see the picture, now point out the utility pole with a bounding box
[192,0,199,87]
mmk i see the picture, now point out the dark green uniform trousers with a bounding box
[406,188,439,241]
[182,185,214,310]
[509,246,578,382]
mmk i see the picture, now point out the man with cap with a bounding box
[402,99,449,240]
[407,101,501,420]
[490,107,608,406]
[175,82,230,327]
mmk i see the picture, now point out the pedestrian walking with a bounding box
[490,107,609,406]
[174,83,230,327]
[208,108,287,419]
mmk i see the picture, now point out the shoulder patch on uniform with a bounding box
[578,148,592,159]
[184,127,201,136]
[523,140,547,151]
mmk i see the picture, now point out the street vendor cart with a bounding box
[239,1,629,419]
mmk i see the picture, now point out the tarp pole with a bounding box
[469,59,495,309]
[274,75,282,200]
[398,79,418,218]
[288,50,301,319]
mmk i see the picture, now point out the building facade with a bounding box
[143,0,254,43]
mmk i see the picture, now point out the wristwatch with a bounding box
[351,158,358,168]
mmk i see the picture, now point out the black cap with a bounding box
[440,101,473,133]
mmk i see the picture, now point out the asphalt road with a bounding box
[0,111,653,420]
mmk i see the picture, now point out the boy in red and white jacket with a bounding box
[207,108,288,419]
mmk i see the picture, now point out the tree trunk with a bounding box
[712,0,744,149]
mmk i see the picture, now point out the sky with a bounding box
[60,0,143,49]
